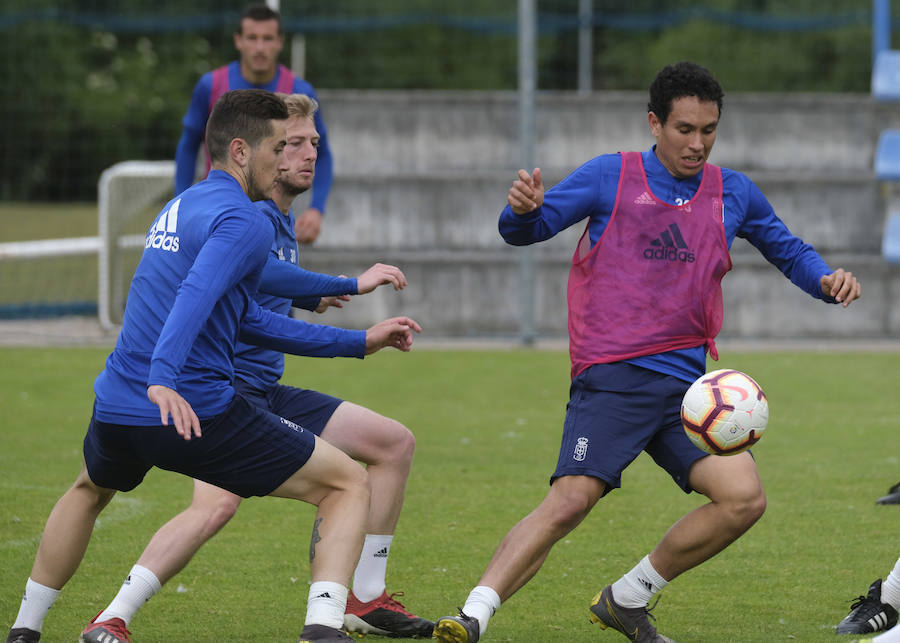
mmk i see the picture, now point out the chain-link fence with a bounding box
[0,0,875,202]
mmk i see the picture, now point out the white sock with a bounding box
[305,581,348,629]
[461,585,501,637]
[874,623,900,642]
[97,564,161,626]
[12,578,61,632]
[882,558,900,609]
[352,534,393,602]
[611,555,669,608]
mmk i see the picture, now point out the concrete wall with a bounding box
[291,90,898,340]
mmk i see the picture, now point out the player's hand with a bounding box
[147,385,201,440]
[295,208,323,244]
[508,168,544,215]
[820,268,861,307]
[315,295,351,313]
[357,263,408,294]
[365,316,422,354]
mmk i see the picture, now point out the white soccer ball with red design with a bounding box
[681,369,769,456]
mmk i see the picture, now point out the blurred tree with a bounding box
[0,0,875,201]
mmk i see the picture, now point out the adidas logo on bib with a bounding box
[643,222,695,263]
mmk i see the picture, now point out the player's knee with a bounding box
[200,493,241,531]
[721,485,766,532]
[388,421,415,465]
[544,485,597,533]
[341,459,371,501]
[365,419,415,469]
[71,470,117,512]
[741,487,767,525]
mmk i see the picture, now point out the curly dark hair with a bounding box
[647,61,724,125]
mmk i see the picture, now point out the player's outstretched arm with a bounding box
[147,385,201,440]
[365,316,422,354]
[294,207,323,244]
[820,268,862,308]
[507,168,545,215]
[357,263,408,294]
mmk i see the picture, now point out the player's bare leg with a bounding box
[271,435,369,582]
[649,451,765,580]
[320,402,413,536]
[108,401,412,590]
[480,475,605,600]
[8,463,116,641]
[435,475,604,642]
[135,480,241,583]
[272,435,369,640]
[79,481,244,641]
[588,454,763,642]
[319,402,432,637]
[31,464,117,588]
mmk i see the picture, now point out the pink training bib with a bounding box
[567,151,731,380]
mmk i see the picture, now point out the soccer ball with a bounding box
[681,369,769,456]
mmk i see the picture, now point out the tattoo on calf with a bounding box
[309,517,323,563]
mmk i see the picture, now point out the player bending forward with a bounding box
[74,93,432,643]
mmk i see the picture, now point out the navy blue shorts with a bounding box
[552,362,708,494]
[234,380,343,436]
[83,394,317,498]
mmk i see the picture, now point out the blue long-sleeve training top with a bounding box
[174,61,333,212]
[234,199,360,391]
[94,171,363,425]
[499,148,835,383]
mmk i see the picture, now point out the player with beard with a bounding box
[7,89,422,643]
[76,94,433,643]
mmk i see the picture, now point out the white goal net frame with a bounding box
[0,161,174,326]
[97,160,175,329]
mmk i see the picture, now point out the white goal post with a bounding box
[97,160,175,329]
[0,161,173,324]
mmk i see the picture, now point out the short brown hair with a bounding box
[206,89,288,164]
[236,3,281,34]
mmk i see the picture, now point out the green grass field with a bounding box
[1,346,898,642]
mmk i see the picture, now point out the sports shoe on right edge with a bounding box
[876,481,900,505]
[79,613,131,643]
[432,609,480,643]
[589,585,674,643]
[297,623,354,642]
[836,578,899,635]
[5,628,40,643]
[344,589,434,637]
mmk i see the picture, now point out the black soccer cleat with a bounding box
[5,629,40,643]
[876,481,900,505]
[343,590,434,638]
[589,585,675,642]
[432,609,480,643]
[297,623,354,643]
[836,578,899,634]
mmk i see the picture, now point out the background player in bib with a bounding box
[175,3,332,243]
[433,62,861,643]
[79,94,433,643]
[6,90,420,643]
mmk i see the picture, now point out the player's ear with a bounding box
[648,111,664,137]
[229,138,250,167]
